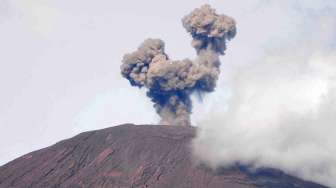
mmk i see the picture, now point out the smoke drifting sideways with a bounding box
[120,5,236,126]
[192,5,336,187]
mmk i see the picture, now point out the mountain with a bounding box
[0,124,328,188]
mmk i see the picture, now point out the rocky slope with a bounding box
[0,124,328,188]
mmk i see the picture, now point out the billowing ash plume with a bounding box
[121,5,236,126]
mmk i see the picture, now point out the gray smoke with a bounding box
[121,5,236,126]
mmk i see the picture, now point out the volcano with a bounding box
[0,124,328,188]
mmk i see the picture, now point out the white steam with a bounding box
[193,1,336,187]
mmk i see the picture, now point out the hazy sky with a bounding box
[0,0,335,174]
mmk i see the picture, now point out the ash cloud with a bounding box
[121,5,236,126]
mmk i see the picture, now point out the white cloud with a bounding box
[193,1,336,187]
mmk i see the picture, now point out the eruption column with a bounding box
[121,5,236,126]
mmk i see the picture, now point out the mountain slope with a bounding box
[0,124,328,188]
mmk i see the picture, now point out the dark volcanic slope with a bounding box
[0,124,328,188]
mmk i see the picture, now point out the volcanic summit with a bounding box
[0,124,327,188]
